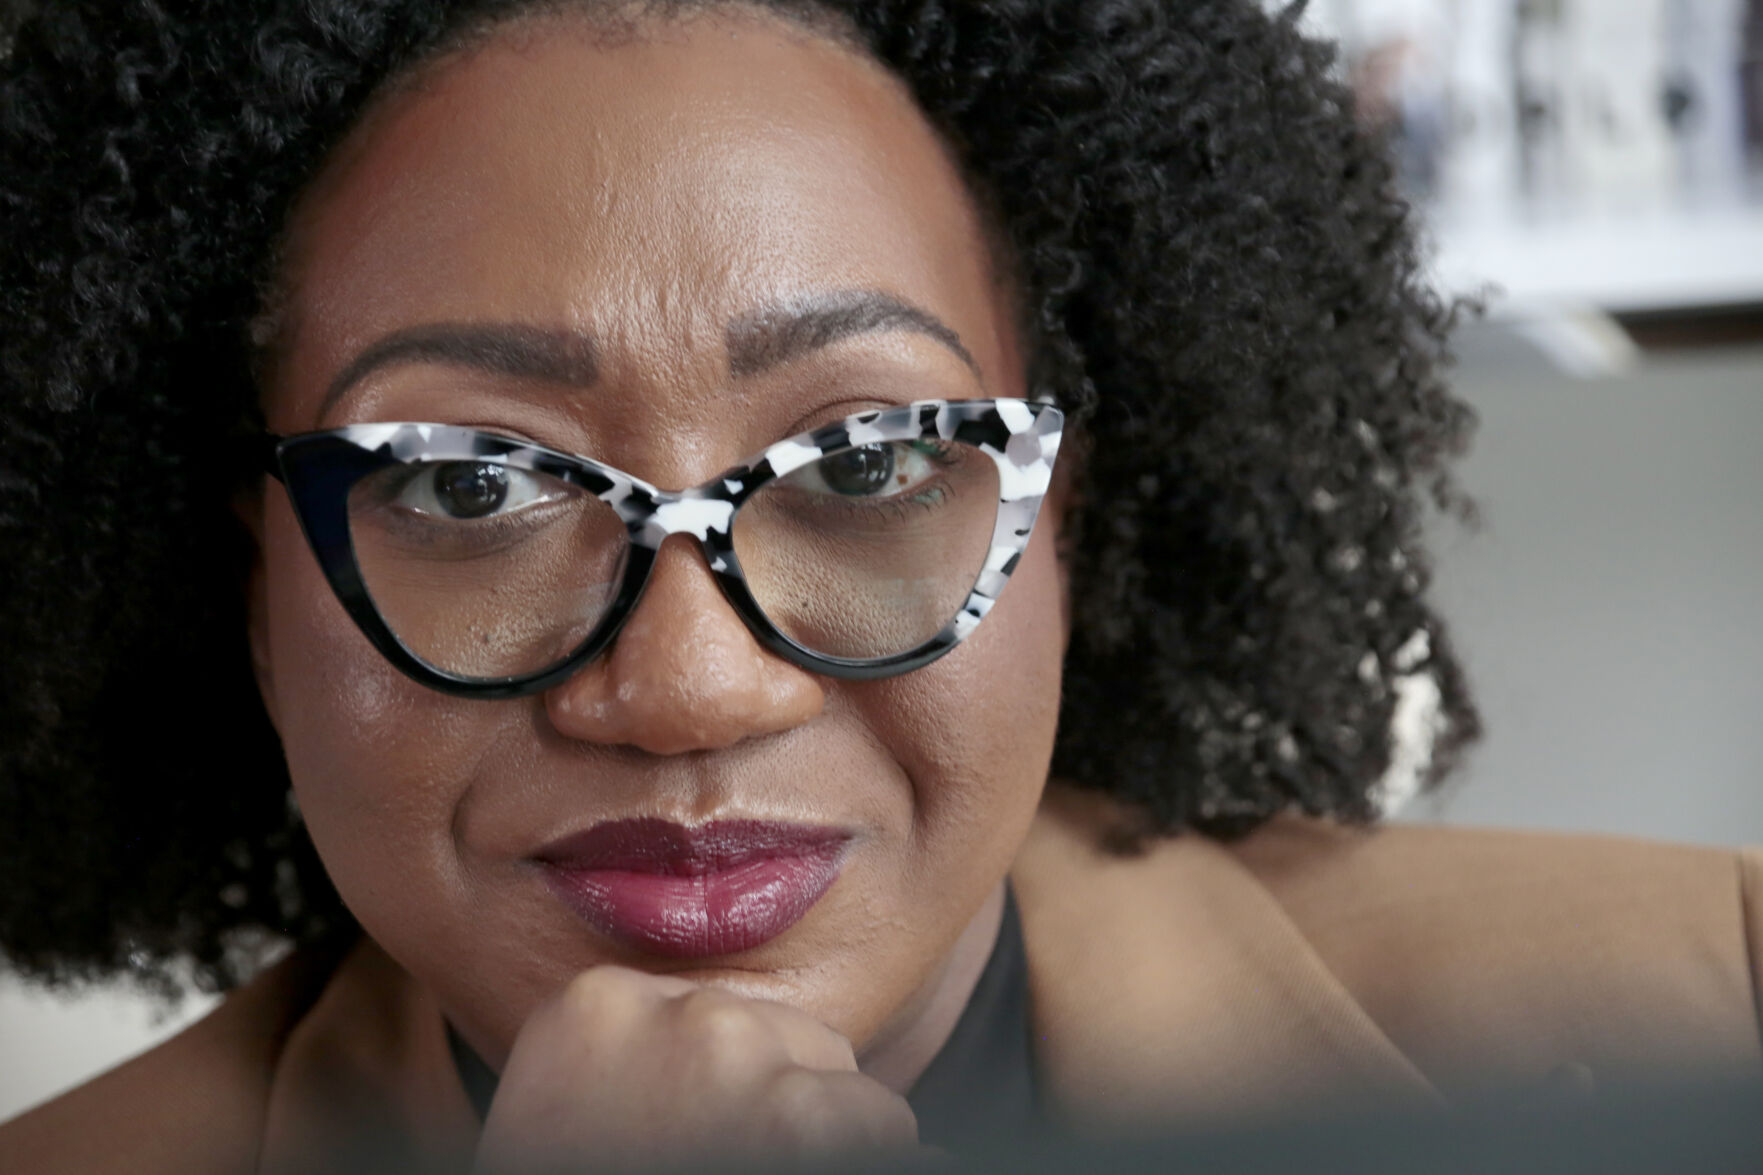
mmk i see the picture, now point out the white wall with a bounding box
[1409,335,1763,845]
[0,978,214,1122]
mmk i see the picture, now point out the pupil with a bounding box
[821,444,895,496]
[433,463,509,518]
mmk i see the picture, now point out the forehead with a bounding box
[271,10,1012,433]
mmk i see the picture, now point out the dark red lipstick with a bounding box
[535,819,852,958]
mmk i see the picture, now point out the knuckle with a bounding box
[873,1091,920,1147]
[758,1068,915,1150]
[734,999,857,1071]
[802,1023,858,1071]
[672,987,764,1051]
[556,964,646,1021]
[763,1065,835,1130]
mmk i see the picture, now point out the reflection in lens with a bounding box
[733,441,999,660]
[348,462,628,679]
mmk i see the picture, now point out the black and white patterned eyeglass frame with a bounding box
[261,398,1065,698]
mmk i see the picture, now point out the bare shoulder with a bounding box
[0,945,344,1175]
[1229,816,1763,1090]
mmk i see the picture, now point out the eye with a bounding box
[799,442,949,499]
[393,461,567,520]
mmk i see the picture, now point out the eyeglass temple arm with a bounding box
[257,433,286,484]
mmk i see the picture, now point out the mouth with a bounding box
[534,818,853,958]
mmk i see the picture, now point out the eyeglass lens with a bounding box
[732,438,999,660]
[348,461,629,679]
[342,438,1002,680]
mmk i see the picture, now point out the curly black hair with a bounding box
[0,0,1479,992]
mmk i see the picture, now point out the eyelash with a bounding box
[770,443,963,533]
[348,464,578,562]
[392,464,565,518]
[803,440,960,494]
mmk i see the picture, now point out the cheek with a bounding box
[260,491,501,935]
[858,516,1067,882]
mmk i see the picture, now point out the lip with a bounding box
[535,818,853,958]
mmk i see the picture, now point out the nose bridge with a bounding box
[614,532,723,650]
[542,528,824,755]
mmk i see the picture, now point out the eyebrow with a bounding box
[726,290,978,379]
[319,290,977,417]
[320,323,600,418]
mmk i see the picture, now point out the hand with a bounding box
[472,965,922,1173]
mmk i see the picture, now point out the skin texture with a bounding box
[244,9,1069,1159]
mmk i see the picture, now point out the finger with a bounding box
[501,964,699,1093]
[665,986,859,1073]
[539,964,686,1027]
[760,1067,921,1157]
[741,998,860,1073]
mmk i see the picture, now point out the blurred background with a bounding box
[5,0,1763,1127]
[1286,0,1763,843]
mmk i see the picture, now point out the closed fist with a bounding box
[473,966,921,1172]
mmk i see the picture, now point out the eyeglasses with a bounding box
[262,399,1064,698]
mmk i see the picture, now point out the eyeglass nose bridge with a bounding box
[627,492,738,556]
[594,480,832,681]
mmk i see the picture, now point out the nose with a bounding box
[544,538,825,754]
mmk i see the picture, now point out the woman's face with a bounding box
[250,9,1068,1069]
